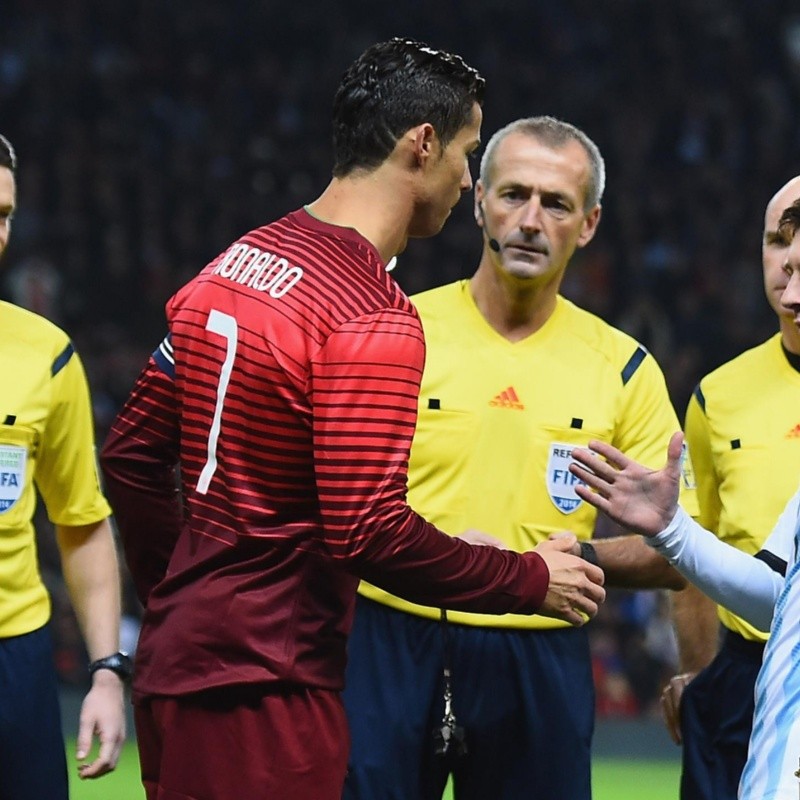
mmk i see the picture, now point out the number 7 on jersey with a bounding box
[197,309,238,494]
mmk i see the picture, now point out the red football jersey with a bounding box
[102,209,549,696]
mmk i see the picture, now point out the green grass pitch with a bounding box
[444,759,680,799]
[67,740,680,799]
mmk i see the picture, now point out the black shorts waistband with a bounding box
[722,628,766,662]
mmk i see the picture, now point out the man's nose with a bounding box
[780,269,800,312]
[519,199,542,233]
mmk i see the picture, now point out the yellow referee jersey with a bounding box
[0,301,111,638]
[360,281,696,629]
[685,332,800,642]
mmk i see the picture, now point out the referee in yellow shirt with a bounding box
[661,174,800,800]
[0,134,127,799]
[343,117,696,800]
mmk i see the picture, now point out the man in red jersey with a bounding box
[100,38,606,800]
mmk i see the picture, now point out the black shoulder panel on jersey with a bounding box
[51,342,75,377]
[621,346,647,386]
[692,384,706,413]
[754,549,787,577]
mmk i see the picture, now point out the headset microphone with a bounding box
[478,203,501,253]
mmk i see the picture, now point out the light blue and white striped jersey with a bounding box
[740,489,800,800]
[648,489,800,798]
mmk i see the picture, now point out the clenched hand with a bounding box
[533,535,606,626]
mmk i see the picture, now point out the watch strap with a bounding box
[88,651,133,682]
[579,541,601,568]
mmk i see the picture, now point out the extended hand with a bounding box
[534,536,606,626]
[569,432,683,537]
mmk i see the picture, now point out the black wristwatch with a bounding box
[579,541,601,569]
[88,651,133,682]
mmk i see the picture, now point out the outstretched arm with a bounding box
[591,536,686,590]
[549,526,685,589]
[569,434,784,630]
[456,529,605,626]
[312,312,606,625]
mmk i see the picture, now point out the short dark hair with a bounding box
[480,117,605,211]
[331,38,485,178]
[0,135,16,173]
[778,198,800,241]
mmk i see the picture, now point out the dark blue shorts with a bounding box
[679,629,764,800]
[342,596,594,800]
[0,623,68,800]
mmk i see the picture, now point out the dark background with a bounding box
[3,0,798,715]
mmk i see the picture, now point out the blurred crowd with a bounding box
[4,0,800,715]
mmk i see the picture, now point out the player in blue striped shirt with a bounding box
[570,197,800,799]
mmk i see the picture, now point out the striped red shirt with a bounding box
[101,208,548,696]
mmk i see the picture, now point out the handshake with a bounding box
[458,428,688,628]
[457,527,606,627]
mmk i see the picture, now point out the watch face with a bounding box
[90,652,133,681]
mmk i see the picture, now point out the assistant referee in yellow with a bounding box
[343,116,697,800]
[0,134,127,799]
[661,174,800,800]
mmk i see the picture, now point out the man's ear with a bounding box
[474,180,485,226]
[410,122,437,167]
[577,204,602,248]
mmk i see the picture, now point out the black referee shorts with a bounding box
[679,629,764,800]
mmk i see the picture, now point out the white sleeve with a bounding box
[760,487,800,563]
[646,503,792,632]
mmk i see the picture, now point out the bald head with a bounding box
[765,175,800,235]
[763,175,800,325]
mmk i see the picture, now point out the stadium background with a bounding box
[2,0,799,789]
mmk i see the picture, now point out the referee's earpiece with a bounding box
[477,203,501,253]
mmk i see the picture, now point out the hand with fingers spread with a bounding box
[533,535,606,626]
[569,432,684,538]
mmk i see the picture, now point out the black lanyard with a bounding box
[432,609,468,761]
